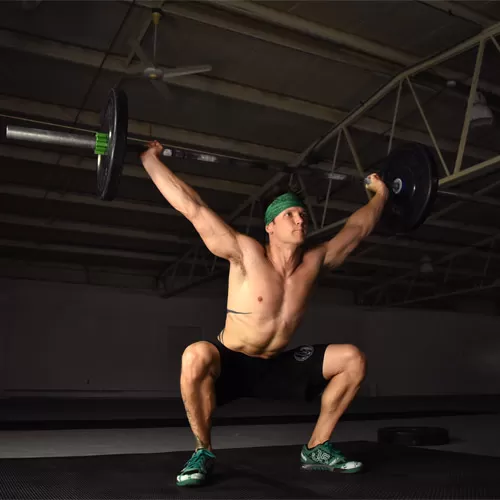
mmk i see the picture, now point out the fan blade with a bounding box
[162,65,212,80]
[150,79,173,103]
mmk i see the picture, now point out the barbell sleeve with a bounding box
[6,125,97,151]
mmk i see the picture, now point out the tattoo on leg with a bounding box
[183,399,210,450]
[195,434,209,450]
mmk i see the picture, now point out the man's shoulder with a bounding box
[236,233,265,254]
[304,243,327,261]
[228,234,265,271]
[301,244,327,272]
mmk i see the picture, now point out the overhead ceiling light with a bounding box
[470,91,494,128]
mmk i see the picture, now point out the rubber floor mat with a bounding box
[0,440,499,499]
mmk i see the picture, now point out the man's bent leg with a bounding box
[177,341,220,487]
[180,341,220,450]
[308,344,366,447]
[301,344,366,473]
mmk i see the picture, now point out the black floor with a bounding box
[1,441,500,499]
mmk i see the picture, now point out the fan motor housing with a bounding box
[143,67,163,80]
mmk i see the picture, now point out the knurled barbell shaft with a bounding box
[6,125,97,150]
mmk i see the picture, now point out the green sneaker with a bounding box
[300,441,363,473]
[176,448,216,487]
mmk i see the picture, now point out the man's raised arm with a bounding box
[321,174,388,269]
[140,141,243,262]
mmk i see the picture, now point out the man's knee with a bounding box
[343,344,366,378]
[324,343,366,380]
[181,341,220,381]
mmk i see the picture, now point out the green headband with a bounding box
[264,192,306,226]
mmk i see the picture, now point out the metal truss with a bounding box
[157,22,500,298]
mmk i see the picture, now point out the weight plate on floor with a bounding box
[378,426,450,446]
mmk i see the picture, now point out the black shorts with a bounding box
[208,339,329,406]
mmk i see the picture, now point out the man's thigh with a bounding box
[253,344,329,401]
[208,340,255,406]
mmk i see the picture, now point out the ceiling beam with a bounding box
[1,175,499,240]
[323,273,434,288]
[208,1,443,65]
[365,234,500,262]
[0,208,495,274]
[0,236,482,284]
[0,238,177,263]
[0,249,412,291]
[0,184,260,226]
[348,255,485,278]
[418,1,497,28]
[0,30,497,162]
[0,237,420,287]
[388,281,500,308]
[0,214,196,245]
[421,218,500,237]
[209,1,500,98]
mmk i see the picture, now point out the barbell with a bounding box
[3,87,497,234]
[4,88,275,201]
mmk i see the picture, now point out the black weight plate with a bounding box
[97,88,128,201]
[380,144,438,233]
[378,426,450,446]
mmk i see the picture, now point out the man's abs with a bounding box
[218,313,301,358]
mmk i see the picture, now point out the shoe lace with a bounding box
[322,442,346,464]
[182,449,212,472]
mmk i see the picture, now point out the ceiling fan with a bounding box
[127,8,212,89]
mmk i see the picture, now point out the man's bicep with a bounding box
[189,205,243,261]
[323,223,364,268]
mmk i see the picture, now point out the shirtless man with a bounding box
[140,141,389,486]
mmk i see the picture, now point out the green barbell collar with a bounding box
[94,132,109,155]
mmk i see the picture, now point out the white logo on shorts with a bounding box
[294,345,314,362]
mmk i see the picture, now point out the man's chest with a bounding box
[237,262,319,312]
